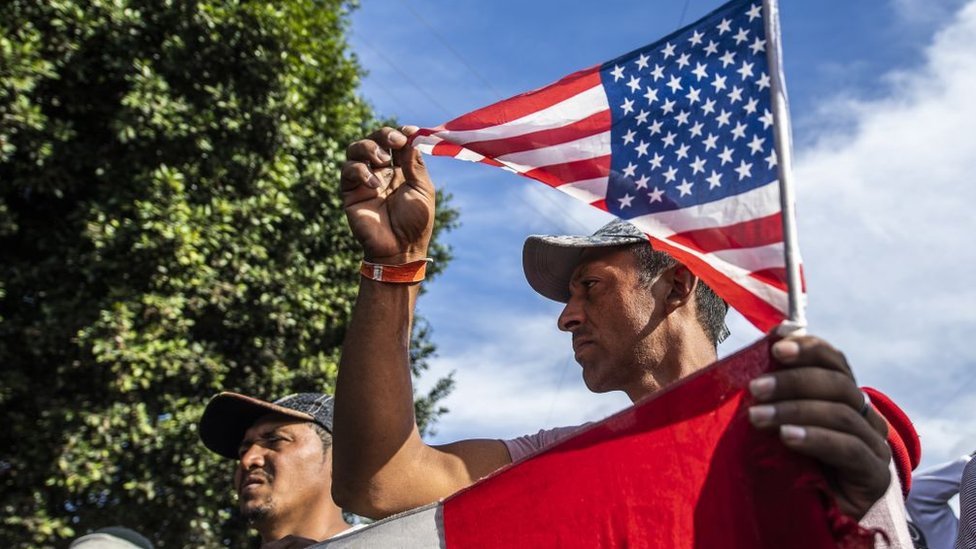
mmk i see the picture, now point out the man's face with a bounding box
[557,246,669,400]
[234,414,332,525]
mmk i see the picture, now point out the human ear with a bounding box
[665,265,698,310]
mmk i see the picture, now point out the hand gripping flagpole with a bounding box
[763,0,807,337]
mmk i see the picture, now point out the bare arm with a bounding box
[331,127,511,519]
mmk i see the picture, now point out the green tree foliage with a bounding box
[0,1,457,546]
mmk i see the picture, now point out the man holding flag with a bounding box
[332,126,898,534]
[329,0,914,545]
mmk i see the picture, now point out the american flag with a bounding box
[412,0,802,333]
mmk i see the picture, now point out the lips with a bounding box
[239,473,270,494]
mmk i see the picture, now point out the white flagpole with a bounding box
[763,0,807,336]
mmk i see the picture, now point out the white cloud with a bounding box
[792,0,976,467]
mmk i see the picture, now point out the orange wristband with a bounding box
[360,259,432,283]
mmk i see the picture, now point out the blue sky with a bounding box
[348,0,976,470]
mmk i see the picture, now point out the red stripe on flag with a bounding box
[669,213,783,253]
[431,141,464,157]
[442,67,603,131]
[650,237,784,332]
[749,268,789,292]
[464,110,611,158]
[524,156,611,188]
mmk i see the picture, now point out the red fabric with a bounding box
[441,337,875,548]
[862,386,921,497]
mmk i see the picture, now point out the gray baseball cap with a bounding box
[522,218,648,303]
[199,392,334,459]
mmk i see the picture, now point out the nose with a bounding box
[239,443,266,472]
[558,296,584,332]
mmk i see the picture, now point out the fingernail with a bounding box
[780,425,806,443]
[772,340,800,362]
[749,376,776,400]
[748,405,776,426]
[366,173,382,189]
[376,149,391,163]
[389,131,407,146]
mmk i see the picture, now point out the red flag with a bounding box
[319,337,876,548]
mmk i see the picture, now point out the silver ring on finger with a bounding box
[857,390,871,418]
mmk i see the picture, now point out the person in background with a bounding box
[199,392,358,548]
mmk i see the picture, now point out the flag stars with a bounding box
[757,72,771,91]
[627,75,642,93]
[737,61,755,80]
[710,74,727,92]
[743,97,759,115]
[634,174,650,189]
[648,186,665,203]
[662,131,677,148]
[704,40,719,56]
[701,98,717,115]
[635,110,650,125]
[748,134,765,154]
[689,121,704,138]
[707,170,723,189]
[733,27,750,45]
[636,53,650,70]
[702,133,719,151]
[648,119,663,135]
[661,42,676,59]
[717,18,732,34]
[667,75,683,93]
[765,150,778,169]
[734,159,754,180]
[688,29,704,46]
[677,178,694,196]
[731,121,748,140]
[728,85,744,103]
[750,37,767,55]
[716,109,732,127]
[674,110,690,126]
[747,3,762,21]
[719,146,734,165]
[622,128,636,145]
[692,62,709,81]
[661,98,677,115]
[690,155,707,174]
[719,50,737,68]
[651,64,665,81]
[663,166,678,182]
[676,53,691,69]
[760,108,774,129]
[611,65,625,81]
[675,142,690,160]
[621,97,635,115]
[635,140,650,157]
[623,162,638,178]
[643,86,659,104]
[649,152,664,169]
[618,193,635,208]
[686,87,701,104]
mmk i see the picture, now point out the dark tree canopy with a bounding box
[0,1,457,546]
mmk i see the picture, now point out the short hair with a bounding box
[630,243,729,346]
[309,422,333,456]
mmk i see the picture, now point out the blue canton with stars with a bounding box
[599,0,778,219]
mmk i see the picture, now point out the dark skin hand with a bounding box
[748,336,892,519]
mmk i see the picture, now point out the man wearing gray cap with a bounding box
[199,392,355,546]
[332,127,895,529]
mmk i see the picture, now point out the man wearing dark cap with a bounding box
[199,392,355,546]
[330,126,905,542]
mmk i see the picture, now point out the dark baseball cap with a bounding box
[199,392,334,459]
[522,218,648,303]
